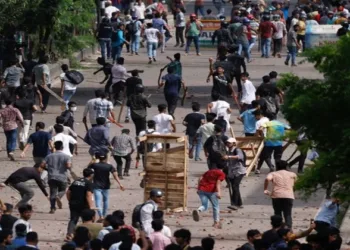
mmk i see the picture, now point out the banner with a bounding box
[305,25,341,48]
[199,20,221,47]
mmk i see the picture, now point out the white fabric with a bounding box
[19,119,31,143]
[272,21,286,39]
[105,6,120,19]
[210,100,231,131]
[133,3,146,19]
[148,225,172,238]
[138,129,163,152]
[110,242,141,250]
[60,72,77,91]
[256,117,269,137]
[97,226,113,240]
[12,219,32,238]
[52,133,77,157]
[241,80,256,105]
[144,28,160,43]
[140,201,158,236]
[152,113,173,134]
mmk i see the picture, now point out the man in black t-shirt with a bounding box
[88,152,124,221]
[14,90,38,150]
[203,125,228,169]
[102,218,124,249]
[21,54,37,77]
[124,70,143,123]
[66,168,95,241]
[183,102,205,161]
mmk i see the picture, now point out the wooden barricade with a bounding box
[235,137,265,176]
[139,134,188,212]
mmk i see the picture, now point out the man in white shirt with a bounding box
[60,64,77,109]
[111,57,131,104]
[272,14,286,58]
[254,110,269,137]
[144,23,162,64]
[207,92,231,132]
[133,0,146,22]
[196,113,216,146]
[104,1,120,19]
[52,124,78,157]
[152,104,176,134]
[140,189,163,236]
[12,204,33,238]
[240,72,256,111]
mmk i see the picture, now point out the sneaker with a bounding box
[125,117,130,123]
[180,43,185,47]
[195,158,202,161]
[8,152,15,161]
[49,209,56,214]
[227,205,238,210]
[184,53,188,56]
[284,61,289,66]
[153,57,156,62]
[197,53,201,56]
[174,43,179,47]
[192,210,200,222]
[56,197,63,209]
[255,169,260,174]
[135,52,139,55]
[148,60,152,64]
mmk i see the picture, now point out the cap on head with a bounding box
[150,189,163,197]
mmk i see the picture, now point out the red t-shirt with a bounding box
[198,169,226,193]
[259,21,277,39]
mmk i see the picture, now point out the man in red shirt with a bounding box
[258,15,277,58]
[191,166,225,229]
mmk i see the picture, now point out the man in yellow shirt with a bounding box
[297,14,306,52]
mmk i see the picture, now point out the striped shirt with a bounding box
[111,134,135,156]
[83,98,113,125]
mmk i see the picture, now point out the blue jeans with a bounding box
[261,38,272,57]
[147,42,157,58]
[213,1,225,17]
[188,135,202,160]
[63,89,76,109]
[197,190,220,222]
[237,43,251,62]
[5,129,17,153]
[99,39,111,59]
[185,36,200,54]
[112,46,123,61]
[248,37,256,52]
[194,5,205,16]
[286,46,297,65]
[94,189,109,218]
[131,35,140,53]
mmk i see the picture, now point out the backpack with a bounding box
[262,96,277,119]
[129,21,139,35]
[233,148,247,168]
[65,70,84,85]
[210,135,227,158]
[131,201,155,228]
[138,130,155,155]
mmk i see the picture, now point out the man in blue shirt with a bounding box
[315,198,340,236]
[158,66,185,117]
[84,117,111,157]
[20,122,53,164]
[237,101,259,136]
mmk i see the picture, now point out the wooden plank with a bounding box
[146,162,185,171]
[139,172,146,176]
[246,141,264,176]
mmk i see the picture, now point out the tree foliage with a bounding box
[278,35,350,199]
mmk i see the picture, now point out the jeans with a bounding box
[248,37,256,52]
[194,5,205,16]
[131,116,146,136]
[175,27,185,45]
[113,154,131,176]
[5,128,17,153]
[48,179,67,210]
[99,39,111,59]
[112,45,123,62]
[38,84,51,111]
[197,190,220,222]
[228,174,245,206]
[18,120,31,143]
[11,182,34,207]
[257,145,283,171]
[94,189,110,218]
[185,36,200,54]
[147,42,157,58]
[286,46,297,65]
[261,38,272,57]
[272,198,294,228]
[67,208,83,235]
[165,94,178,116]
[237,43,250,62]
[131,35,140,53]
[63,90,76,109]
[213,1,225,17]
[273,38,282,55]
[188,134,202,160]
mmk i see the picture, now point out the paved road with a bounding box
[0,37,324,249]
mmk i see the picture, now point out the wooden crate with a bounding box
[140,134,188,212]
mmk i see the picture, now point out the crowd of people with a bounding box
[0,0,348,249]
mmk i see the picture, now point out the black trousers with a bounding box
[234,73,242,93]
[314,221,331,238]
[175,27,185,44]
[113,155,131,176]
[37,84,51,111]
[297,34,305,52]
[165,94,178,116]
[272,198,293,228]
[67,208,83,235]
[273,38,282,55]
[132,116,146,136]
[229,174,245,206]
[289,151,307,172]
[257,146,283,171]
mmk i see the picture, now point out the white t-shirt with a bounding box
[133,3,146,19]
[109,242,141,250]
[144,28,160,43]
[105,6,120,19]
[272,21,286,39]
[211,100,231,131]
[149,225,172,238]
[52,133,77,157]
[152,113,173,134]
[60,72,77,91]
[12,219,32,238]
[241,80,256,105]
[256,117,269,137]
[138,129,163,152]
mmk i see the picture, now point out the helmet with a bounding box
[190,13,197,18]
[150,189,163,197]
[135,84,144,93]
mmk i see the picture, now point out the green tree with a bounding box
[278,35,350,199]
